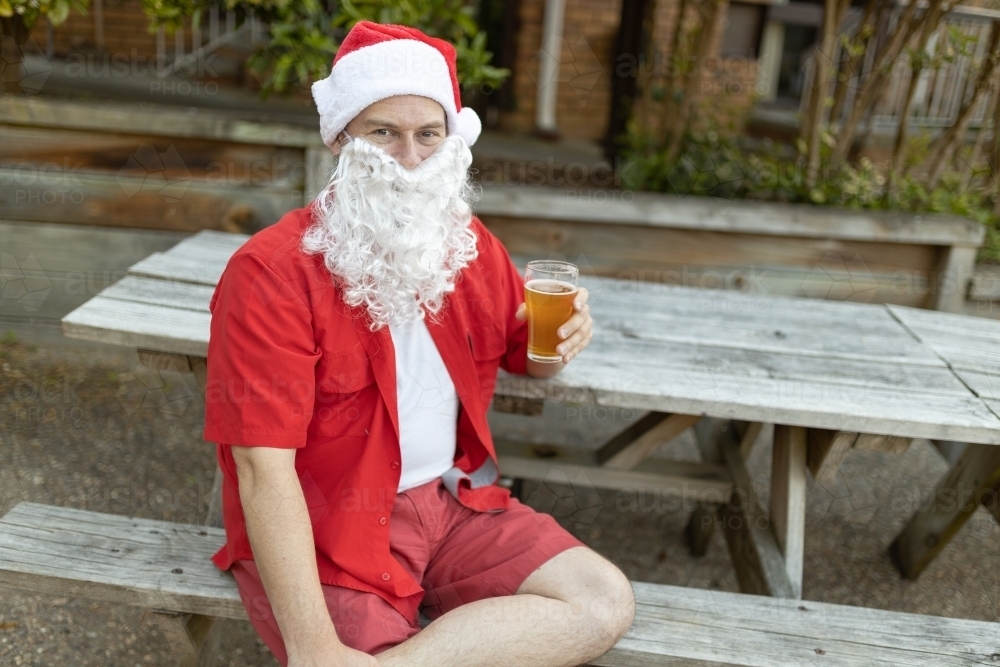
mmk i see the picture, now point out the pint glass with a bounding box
[524,261,579,363]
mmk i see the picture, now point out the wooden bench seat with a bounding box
[1,502,999,666]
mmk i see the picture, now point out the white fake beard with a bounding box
[301,134,480,331]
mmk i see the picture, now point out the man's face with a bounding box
[334,95,448,169]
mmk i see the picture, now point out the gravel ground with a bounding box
[1,335,998,665]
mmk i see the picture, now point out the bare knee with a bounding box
[587,564,635,649]
[564,555,636,656]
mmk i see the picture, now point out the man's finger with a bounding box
[557,318,593,356]
[558,313,586,339]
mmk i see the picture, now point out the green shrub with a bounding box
[621,122,1000,261]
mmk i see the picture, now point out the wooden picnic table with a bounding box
[61,230,1000,601]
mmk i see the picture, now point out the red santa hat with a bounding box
[311,21,482,149]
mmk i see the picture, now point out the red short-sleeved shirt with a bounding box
[203,205,530,620]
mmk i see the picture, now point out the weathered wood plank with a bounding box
[887,304,1000,394]
[476,183,985,245]
[0,124,306,187]
[590,295,942,368]
[955,369,1000,400]
[488,219,937,308]
[0,95,325,148]
[0,502,245,620]
[495,456,731,500]
[598,413,701,470]
[890,443,1000,579]
[127,253,227,287]
[565,330,961,397]
[61,296,209,357]
[771,425,807,599]
[806,430,858,482]
[889,301,1000,342]
[588,581,1000,667]
[4,502,998,667]
[496,345,1000,445]
[853,433,912,454]
[104,276,214,313]
[0,167,298,232]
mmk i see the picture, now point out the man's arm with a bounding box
[233,446,378,667]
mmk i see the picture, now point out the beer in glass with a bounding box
[524,261,579,363]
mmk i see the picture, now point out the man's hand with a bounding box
[516,286,592,374]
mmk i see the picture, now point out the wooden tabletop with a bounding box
[62,230,1000,445]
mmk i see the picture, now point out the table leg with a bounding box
[890,443,1000,579]
[149,611,222,667]
[771,425,807,600]
[693,419,795,598]
[806,429,857,482]
[684,421,761,558]
[684,502,719,557]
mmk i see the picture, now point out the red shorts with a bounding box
[231,477,586,663]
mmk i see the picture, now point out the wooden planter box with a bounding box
[0,95,330,234]
[476,185,984,313]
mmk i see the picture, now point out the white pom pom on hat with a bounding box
[311,21,482,148]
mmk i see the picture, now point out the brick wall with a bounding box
[500,0,759,142]
[28,0,162,58]
[501,0,622,140]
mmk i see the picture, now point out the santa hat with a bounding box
[311,21,482,149]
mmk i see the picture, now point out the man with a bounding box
[204,21,635,667]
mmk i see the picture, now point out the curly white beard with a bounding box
[301,134,480,331]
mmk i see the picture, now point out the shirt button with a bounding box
[379,517,387,526]
[381,572,391,581]
[390,461,400,470]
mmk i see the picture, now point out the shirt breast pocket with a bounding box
[468,321,506,361]
[311,347,377,438]
[468,321,506,407]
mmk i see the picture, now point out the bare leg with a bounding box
[376,546,635,667]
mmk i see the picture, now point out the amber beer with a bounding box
[524,261,579,363]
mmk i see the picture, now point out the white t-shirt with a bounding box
[389,316,459,492]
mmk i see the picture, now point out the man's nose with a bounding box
[393,136,423,169]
